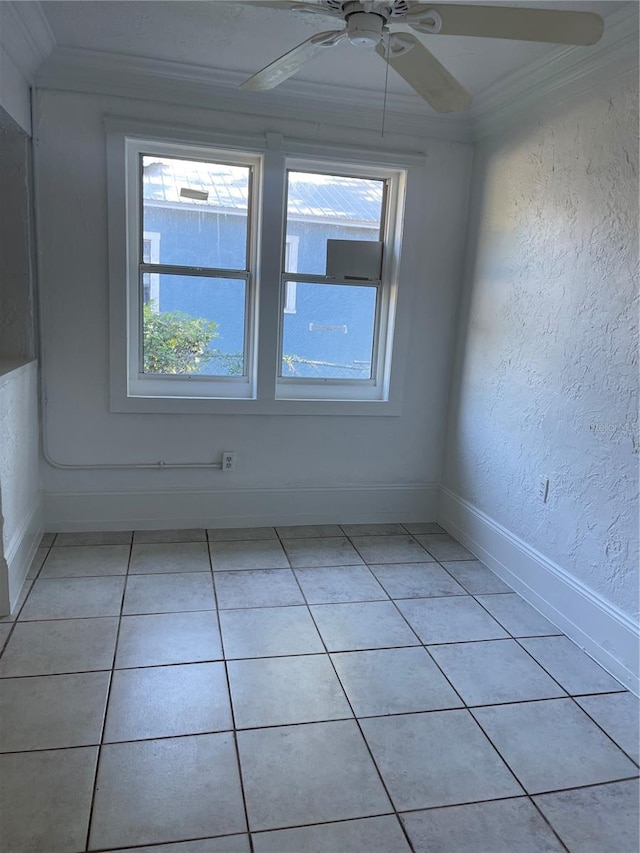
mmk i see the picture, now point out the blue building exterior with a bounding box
[142,159,383,379]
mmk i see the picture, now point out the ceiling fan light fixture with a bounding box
[346,11,385,47]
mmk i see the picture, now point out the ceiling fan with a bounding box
[239,1,604,113]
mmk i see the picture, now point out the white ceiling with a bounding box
[38,0,625,104]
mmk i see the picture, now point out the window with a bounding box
[277,165,398,401]
[107,123,408,413]
[124,139,260,400]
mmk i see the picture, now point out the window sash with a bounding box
[125,139,260,399]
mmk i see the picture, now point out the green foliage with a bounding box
[143,302,219,374]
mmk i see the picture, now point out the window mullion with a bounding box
[255,148,286,401]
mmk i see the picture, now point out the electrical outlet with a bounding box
[222,451,236,472]
[539,476,550,503]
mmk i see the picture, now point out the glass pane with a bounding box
[142,155,250,270]
[281,282,376,380]
[142,274,245,376]
[285,171,384,276]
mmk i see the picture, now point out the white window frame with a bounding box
[283,236,299,314]
[124,137,261,401]
[142,231,160,310]
[106,118,417,416]
[277,159,406,403]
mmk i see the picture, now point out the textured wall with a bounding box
[0,129,33,361]
[444,69,639,620]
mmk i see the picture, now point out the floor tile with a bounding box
[519,636,625,695]
[0,671,110,751]
[123,572,215,615]
[253,815,410,852]
[40,532,56,546]
[414,533,474,560]
[0,623,11,652]
[228,654,351,728]
[282,536,363,568]
[370,563,466,599]
[27,546,49,578]
[220,606,324,658]
[0,747,97,853]
[208,527,277,541]
[210,539,290,571]
[576,692,640,762]
[441,560,513,594]
[429,639,566,706]
[134,528,207,544]
[402,522,446,535]
[402,798,564,853]
[351,535,434,564]
[0,617,119,676]
[237,720,391,831]
[104,662,232,742]
[476,594,561,637]
[40,544,130,578]
[54,530,132,547]
[294,565,387,604]
[116,611,222,668]
[275,524,343,539]
[534,779,640,853]
[113,838,250,853]
[310,601,419,651]
[361,710,522,810]
[397,596,508,644]
[129,542,211,574]
[341,523,406,537]
[332,647,463,716]
[20,576,125,620]
[473,698,638,793]
[89,734,246,849]
[214,569,304,609]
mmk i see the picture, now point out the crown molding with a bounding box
[471,3,639,139]
[35,46,473,143]
[0,1,55,83]
[32,3,637,144]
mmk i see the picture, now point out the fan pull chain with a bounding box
[381,30,391,138]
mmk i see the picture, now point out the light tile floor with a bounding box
[0,524,638,853]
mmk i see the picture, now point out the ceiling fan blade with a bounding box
[239,1,343,18]
[404,4,604,46]
[376,33,472,114]
[240,30,346,91]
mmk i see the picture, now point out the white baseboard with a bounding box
[44,483,439,532]
[439,487,640,695]
[3,494,43,614]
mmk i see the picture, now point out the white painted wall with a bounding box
[0,362,41,614]
[443,69,638,647]
[36,89,472,529]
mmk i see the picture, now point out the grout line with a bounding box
[83,536,132,852]
[286,567,419,853]
[209,541,255,852]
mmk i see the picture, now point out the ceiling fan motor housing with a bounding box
[345,11,386,47]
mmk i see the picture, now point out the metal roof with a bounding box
[143,158,383,224]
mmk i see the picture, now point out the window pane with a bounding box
[285,171,384,276]
[142,156,250,270]
[142,274,245,376]
[281,282,376,380]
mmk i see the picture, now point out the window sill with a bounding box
[109,394,402,417]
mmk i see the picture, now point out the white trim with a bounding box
[471,4,639,139]
[43,483,439,532]
[4,493,42,614]
[0,1,55,84]
[439,487,640,696]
